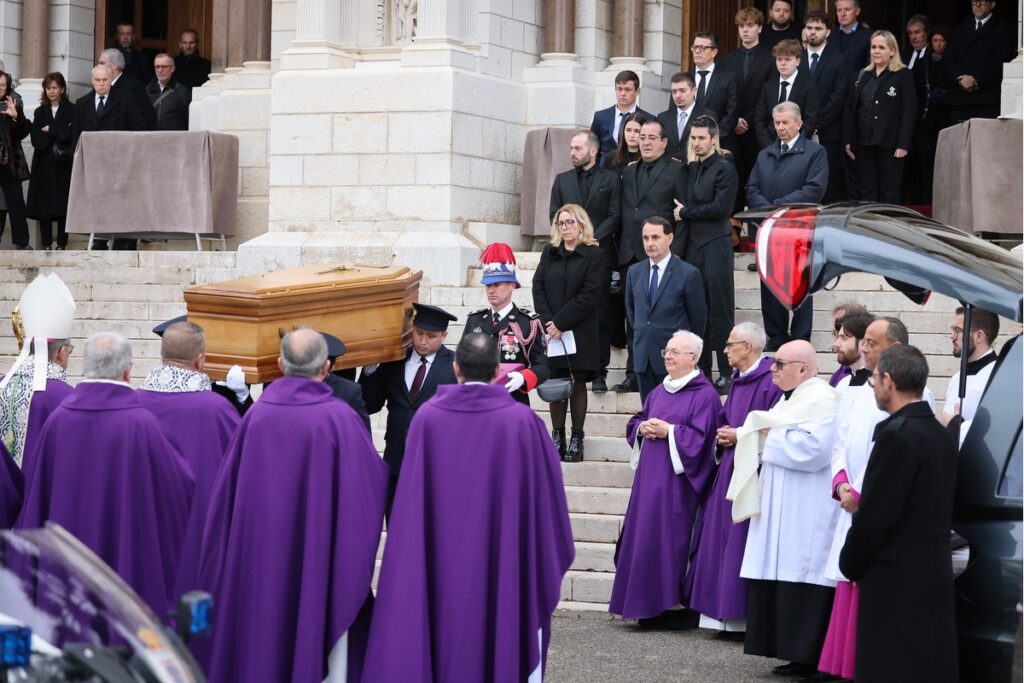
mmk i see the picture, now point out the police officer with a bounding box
[462,243,549,406]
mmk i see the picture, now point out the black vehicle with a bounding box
[0,523,210,682]
[746,202,1023,683]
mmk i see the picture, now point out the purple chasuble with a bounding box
[198,376,388,683]
[362,383,574,682]
[15,382,194,617]
[136,388,238,598]
[14,378,74,476]
[609,374,723,621]
[0,441,22,527]
[686,356,782,620]
[829,364,851,388]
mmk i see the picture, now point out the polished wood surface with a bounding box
[184,264,422,382]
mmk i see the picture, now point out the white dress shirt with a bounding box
[404,351,438,391]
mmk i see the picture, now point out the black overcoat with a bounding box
[26,102,73,219]
[532,242,605,374]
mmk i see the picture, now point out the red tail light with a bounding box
[756,207,819,311]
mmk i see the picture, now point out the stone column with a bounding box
[525,0,587,125]
[611,0,643,59]
[19,0,50,112]
[543,0,575,55]
[227,0,272,67]
[279,0,354,69]
[402,0,476,68]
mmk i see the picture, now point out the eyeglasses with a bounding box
[724,340,748,349]
[661,349,697,358]
[154,65,174,69]
[867,371,883,387]
[691,45,715,52]
[555,219,577,228]
[770,359,805,369]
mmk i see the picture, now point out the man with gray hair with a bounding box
[688,321,782,636]
[17,331,195,620]
[199,327,389,682]
[147,52,191,131]
[72,64,144,148]
[99,47,156,130]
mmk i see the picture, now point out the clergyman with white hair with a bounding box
[609,330,724,627]
[17,331,195,619]
[688,321,783,636]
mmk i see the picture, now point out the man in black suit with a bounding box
[360,304,458,518]
[902,15,936,204]
[147,53,192,131]
[625,217,706,401]
[115,23,153,87]
[614,119,686,392]
[657,72,702,162]
[174,29,212,88]
[690,32,740,149]
[320,333,371,433]
[100,48,156,131]
[840,345,958,683]
[803,11,850,202]
[72,65,144,148]
[673,116,738,390]
[718,7,777,211]
[754,39,820,149]
[833,0,870,75]
[763,0,803,49]
[550,130,621,391]
[944,0,1016,122]
[590,70,655,166]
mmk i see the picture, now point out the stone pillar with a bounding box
[611,0,643,59]
[227,0,272,67]
[401,0,476,68]
[525,0,588,126]
[543,0,575,55]
[19,0,50,113]
[279,0,354,69]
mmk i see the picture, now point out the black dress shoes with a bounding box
[747,262,758,272]
[592,376,608,393]
[773,662,816,677]
[611,374,638,393]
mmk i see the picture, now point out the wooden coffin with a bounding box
[183,264,422,383]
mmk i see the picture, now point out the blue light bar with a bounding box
[0,624,31,669]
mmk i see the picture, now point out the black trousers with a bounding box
[0,177,29,247]
[731,130,761,213]
[951,103,999,123]
[615,260,637,378]
[852,145,904,204]
[39,218,68,248]
[596,242,616,376]
[820,140,845,203]
[683,235,734,378]
[745,579,835,666]
[904,125,938,204]
[637,369,664,404]
[760,282,813,351]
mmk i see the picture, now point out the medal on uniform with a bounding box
[502,333,518,360]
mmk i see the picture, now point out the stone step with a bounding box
[566,485,631,516]
[570,512,623,544]
[555,599,610,613]
[560,460,635,489]
[570,541,616,572]
[540,412,629,439]
[561,570,616,604]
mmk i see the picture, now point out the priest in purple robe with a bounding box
[687,322,781,635]
[199,328,388,683]
[0,441,22,528]
[609,330,723,625]
[16,332,195,617]
[362,333,574,682]
[136,320,239,599]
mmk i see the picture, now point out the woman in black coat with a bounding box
[0,71,31,249]
[532,203,605,462]
[26,72,74,250]
[843,30,916,204]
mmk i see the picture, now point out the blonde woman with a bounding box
[532,203,605,462]
[842,30,916,203]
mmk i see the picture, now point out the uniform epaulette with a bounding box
[468,308,488,317]
[518,307,540,318]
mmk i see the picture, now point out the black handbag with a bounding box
[536,336,574,403]
[52,143,71,159]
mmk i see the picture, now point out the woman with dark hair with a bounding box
[532,203,605,462]
[27,72,74,250]
[0,71,31,249]
[602,112,647,172]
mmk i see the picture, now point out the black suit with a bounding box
[549,165,621,375]
[72,89,144,147]
[840,401,958,683]
[763,23,803,49]
[902,46,937,203]
[694,65,739,142]
[677,152,738,378]
[718,43,777,208]
[324,373,371,433]
[360,346,457,515]
[754,72,820,149]
[657,104,702,162]
[119,47,154,87]
[619,155,686,266]
[146,80,192,131]
[590,105,656,165]
[944,14,1015,121]
[174,52,212,88]
[112,74,156,130]
[804,44,850,201]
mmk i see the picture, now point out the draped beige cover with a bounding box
[520,127,577,236]
[66,131,239,236]
[933,118,1022,235]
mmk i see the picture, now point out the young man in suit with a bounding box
[360,303,458,518]
[717,7,777,211]
[549,130,621,392]
[691,32,740,148]
[625,217,706,401]
[590,71,655,166]
[673,116,739,391]
[615,119,687,393]
[657,72,702,163]
[754,39,820,149]
[803,11,850,203]
[944,0,1015,122]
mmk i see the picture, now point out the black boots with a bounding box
[551,428,566,458]
[564,429,585,462]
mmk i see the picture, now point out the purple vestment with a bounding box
[199,376,388,683]
[687,357,782,621]
[829,365,851,388]
[12,378,74,476]
[362,383,574,682]
[0,442,22,527]
[136,388,239,598]
[609,374,723,621]
[16,382,194,617]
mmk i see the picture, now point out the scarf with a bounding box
[0,357,67,467]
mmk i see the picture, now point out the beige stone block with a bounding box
[274,70,453,114]
[330,186,386,221]
[570,572,614,603]
[235,130,268,168]
[385,186,451,222]
[452,114,483,156]
[500,17,525,52]
[304,155,361,186]
[230,196,270,243]
[469,157,494,189]
[90,283,186,303]
[451,187,509,223]
[269,155,303,186]
[269,114,332,155]
[269,186,331,221]
[451,154,473,185]
[358,154,416,185]
[570,542,615,572]
[332,113,388,154]
[387,112,452,154]
[136,252,237,268]
[218,90,272,130]
[414,154,452,184]
[75,301,150,321]
[480,117,508,160]
[453,71,525,120]
[241,167,269,196]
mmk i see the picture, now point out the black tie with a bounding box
[96,95,105,115]
[781,142,789,154]
[615,111,627,142]
[492,311,500,329]
[741,49,751,80]
[810,52,819,73]
[409,356,428,401]
[778,80,789,104]
[697,70,709,103]
[976,20,983,30]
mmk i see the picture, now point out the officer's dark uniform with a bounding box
[462,304,549,407]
